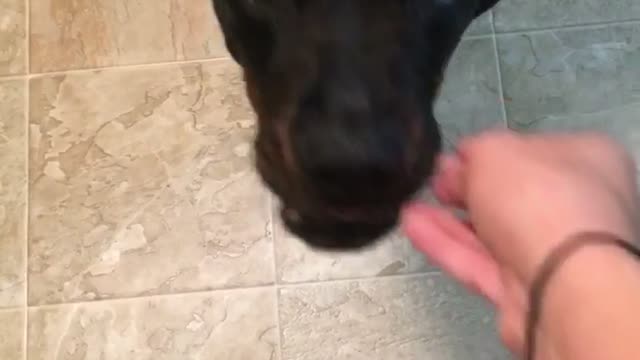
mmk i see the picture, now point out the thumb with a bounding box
[432,153,467,208]
[402,204,502,304]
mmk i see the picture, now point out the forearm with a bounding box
[538,242,640,360]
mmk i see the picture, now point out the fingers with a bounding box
[432,154,466,207]
[410,202,485,252]
[402,202,527,356]
[498,308,525,357]
[432,129,521,208]
[401,204,503,304]
[497,269,528,356]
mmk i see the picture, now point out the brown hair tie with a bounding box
[524,231,640,360]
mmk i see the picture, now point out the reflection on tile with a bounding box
[0,0,26,75]
[0,80,26,308]
[29,61,273,305]
[30,0,228,73]
[0,310,23,359]
[29,289,278,360]
[279,274,508,360]
[465,11,493,37]
[493,0,640,32]
[275,215,431,284]
[498,24,640,158]
[436,38,506,152]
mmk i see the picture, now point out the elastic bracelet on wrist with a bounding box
[524,231,640,360]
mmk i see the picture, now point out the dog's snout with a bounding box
[213,0,498,249]
[307,152,401,204]
[280,205,399,250]
[314,157,394,185]
[290,109,412,206]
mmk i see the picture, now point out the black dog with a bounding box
[212,0,500,250]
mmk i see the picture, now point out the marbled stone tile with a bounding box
[30,0,228,73]
[0,80,26,308]
[0,310,24,359]
[498,24,640,160]
[465,11,493,37]
[274,214,431,284]
[29,61,273,305]
[29,288,278,360]
[0,0,26,75]
[435,38,506,151]
[493,0,640,32]
[279,274,509,360]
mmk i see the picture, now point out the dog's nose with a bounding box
[306,152,405,207]
[291,126,408,208]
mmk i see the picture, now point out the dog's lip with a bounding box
[280,206,398,250]
[281,203,398,224]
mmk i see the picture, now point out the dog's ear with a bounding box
[212,0,276,69]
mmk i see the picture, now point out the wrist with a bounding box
[532,234,640,360]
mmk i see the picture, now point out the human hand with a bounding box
[401,129,639,356]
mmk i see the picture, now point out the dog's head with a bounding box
[213,0,479,249]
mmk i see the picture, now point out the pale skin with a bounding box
[401,129,640,359]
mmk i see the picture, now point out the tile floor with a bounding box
[0,0,638,359]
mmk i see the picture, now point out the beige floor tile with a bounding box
[435,38,506,151]
[494,0,640,31]
[0,310,24,359]
[28,61,273,305]
[279,275,508,360]
[0,80,26,308]
[275,215,431,284]
[0,0,26,75]
[28,288,278,360]
[465,11,493,37]
[30,0,228,73]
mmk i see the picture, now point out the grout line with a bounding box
[25,0,30,74]
[25,56,231,79]
[0,74,28,81]
[268,194,279,285]
[268,193,284,360]
[22,79,29,360]
[0,307,25,314]
[495,18,640,36]
[273,285,283,360]
[490,11,509,128]
[23,0,30,357]
[462,33,494,41]
[27,284,276,310]
[26,271,440,311]
[276,271,439,290]
[23,0,30,350]
[0,56,231,81]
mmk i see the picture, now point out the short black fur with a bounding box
[212,0,501,250]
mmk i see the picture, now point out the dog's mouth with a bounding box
[279,201,402,250]
[255,111,439,250]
